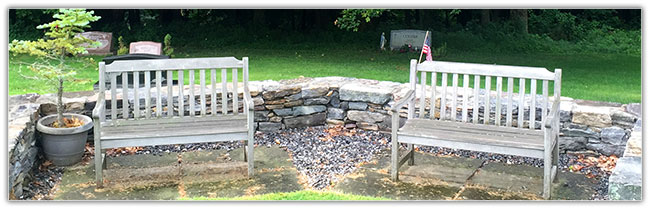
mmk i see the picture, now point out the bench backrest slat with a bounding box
[461,74,470,122]
[484,76,491,125]
[506,77,514,127]
[98,62,106,122]
[200,69,207,116]
[542,80,549,129]
[156,71,163,118]
[419,71,427,119]
[144,71,151,119]
[232,68,239,115]
[167,70,174,118]
[111,74,117,122]
[178,70,184,116]
[99,57,248,126]
[122,72,129,119]
[495,76,502,126]
[530,79,538,129]
[440,73,448,120]
[211,69,217,116]
[133,71,140,119]
[430,72,437,120]
[472,75,480,124]
[189,69,195,116]
[412,60,560,131]
[518,78,526,128]
[221,68,228,115]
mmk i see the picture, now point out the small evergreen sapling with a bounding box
[163,34,174,57]
[9,9,101,127]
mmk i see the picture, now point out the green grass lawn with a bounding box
[180,190,388,200]
[8,47,641,104]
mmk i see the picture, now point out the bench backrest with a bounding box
[409,60,561,130]
[97,57,249,126]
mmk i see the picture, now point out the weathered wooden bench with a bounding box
[92,57,254,187]
[391,60,562,199]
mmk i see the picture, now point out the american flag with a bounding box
[421,32,433,61]
[422,43,433,61]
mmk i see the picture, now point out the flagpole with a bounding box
[418,31,430,63]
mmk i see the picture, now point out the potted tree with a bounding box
[9,9,101,166]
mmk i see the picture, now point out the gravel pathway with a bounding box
[20,126,614,200]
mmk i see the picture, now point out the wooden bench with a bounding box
[390,60,562,199]
[92,57,254,187]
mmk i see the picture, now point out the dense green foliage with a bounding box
[9,9,640,55]
[181,190,389,200]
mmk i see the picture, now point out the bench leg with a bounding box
[94,144,103,188]
[246,139,255,177]
[543,148,552,199]
[407,144,415,166]
[101,149,107,169]
[391,141,399,181]
[243,140,248,162]
[93,118,104,188]
[553,138,560,183]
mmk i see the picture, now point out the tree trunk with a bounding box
[57,77,65,127]
[510,9,528,34]
[480,9,491,25]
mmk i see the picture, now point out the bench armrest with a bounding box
[544,99,560,129]
[243,87,255,111]
[390,90,415,113]
[92,96,105,120]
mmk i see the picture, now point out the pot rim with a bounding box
[36,113,93,135]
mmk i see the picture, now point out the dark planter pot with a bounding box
[36,113,93,166]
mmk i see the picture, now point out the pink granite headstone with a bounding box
[78,31,112,55]
[129,41,163,55]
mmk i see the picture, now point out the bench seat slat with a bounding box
[102,114,246,127]
[402,118,543,137]
[101,117,247,141]
[398,119,544,152]
[101,132,247,149]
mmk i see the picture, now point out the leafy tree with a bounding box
[335,9,386,32]
[9,9,101,127]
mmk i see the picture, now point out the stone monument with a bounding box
[78,31,112,55]
[389,29,430,50]
[129,41,162,55]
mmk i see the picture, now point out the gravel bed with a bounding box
[21,127,613,200]
[256,126,389,189]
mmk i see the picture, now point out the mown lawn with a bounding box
[8,47,641,104]
[180,190,388,200]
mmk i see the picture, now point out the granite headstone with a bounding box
[389,29,430,50]
[129,41,162,55]
[78,31,112,55]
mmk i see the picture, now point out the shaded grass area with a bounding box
[180,190,389,200]
[8,47,640,103]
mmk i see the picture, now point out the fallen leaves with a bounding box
[51,116,84,128]
[106,147,143,157]
[39,160,53,171]
[568,154,619,178]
